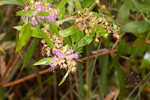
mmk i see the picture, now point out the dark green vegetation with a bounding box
[0,0,150,100]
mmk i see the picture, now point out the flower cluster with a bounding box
[40,33,78,72]
[49,48,79,72]
[74,9,120,41]
[23,1,59,25]
[41,34,63,57]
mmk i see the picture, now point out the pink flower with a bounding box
[24,5,30,11]
[30,18,38,25]
[38,16,45,22]
[47,16,57,22]
[53,50,66,58]
[72,53,79,58]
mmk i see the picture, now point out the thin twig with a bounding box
[77,49,118,62]
[1,66,58,88]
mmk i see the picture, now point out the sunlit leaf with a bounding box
[17,9,35,16]
[0,0,23,6]
[58,69,71,86]
[14,26,22,31]
[33,57,54,65]
[36,12,49,16]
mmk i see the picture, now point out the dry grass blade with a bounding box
[104,88,120,100]
[0,55,6,77]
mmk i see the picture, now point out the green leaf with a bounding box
[21,38,40,71]
[132,39,147,56]
[14,26,22,31]
[31,27,43,38]
[67,0,75,14]
[60,25,78,37]
[57,0,68,9]
[49,22,59,35]
[58,69,71,86]
[118,1,132,24]
[76,34,93,49]
[36,12,49,16]
[72,30,84,43]
[81,0,94,8]
[33,57,54,65]
[17,9,35,16]
[94,26,106,36]
[57,0,68,19]
[121,21,150,33]
[31,28,53,48]
[16,24,32,51]
[0,0,23,6]
[73,0,82,10]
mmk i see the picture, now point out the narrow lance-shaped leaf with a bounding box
[40,29,54,48]
[49,22,59,35]
[58,69,71,86]
[17,9,35,16]
[0,0,23,6]
[33,57,54,65]
[57,0,68,19]
[57,0,68,9]
[36,12,49,16]
[14,25,22,31]
[21,38,40,71]
[16,24,32,51]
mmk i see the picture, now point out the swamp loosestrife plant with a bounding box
[16,0,119,85]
